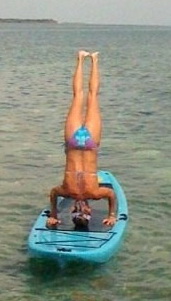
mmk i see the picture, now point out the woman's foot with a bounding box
[91,51,99,61]
[78,50,90,60]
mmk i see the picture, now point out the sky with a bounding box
[0,0,171,26]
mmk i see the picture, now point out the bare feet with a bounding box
[91,51,99,61]
[78,50,90,60]
[46,217,61,228]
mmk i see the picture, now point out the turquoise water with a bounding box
[0,23,171,300]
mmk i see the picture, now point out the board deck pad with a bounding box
[43,196,111,232]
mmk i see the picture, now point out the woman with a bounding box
[47,51,116,228]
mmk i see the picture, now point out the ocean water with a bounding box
[0,22,171,301]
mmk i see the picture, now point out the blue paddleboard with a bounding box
[28,171,128,263]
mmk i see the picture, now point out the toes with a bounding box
[91,51,99,58]
[78,50,90,58]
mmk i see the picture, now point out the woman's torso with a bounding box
[62,149,99,199]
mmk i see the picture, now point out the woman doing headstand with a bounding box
[47,51,116,228]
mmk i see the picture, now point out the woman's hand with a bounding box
[46,217,61,228]
[102,214,117,226]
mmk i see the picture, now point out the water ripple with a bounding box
[0,23,171,301]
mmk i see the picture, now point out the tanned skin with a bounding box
[47,51,117,228]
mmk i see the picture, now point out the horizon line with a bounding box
[0,18,171,27]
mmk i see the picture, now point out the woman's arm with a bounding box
[96,187,117,226]
[46,186,66,227]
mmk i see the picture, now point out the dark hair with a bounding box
[73,216,89,231]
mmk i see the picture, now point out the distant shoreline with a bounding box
[0,19,170,27]
[0,18,58,23]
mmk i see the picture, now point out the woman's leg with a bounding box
[84,52,102,145]
[64,50,89,141]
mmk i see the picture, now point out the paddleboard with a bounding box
[28,170,128,263]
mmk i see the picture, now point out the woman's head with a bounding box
[72,214,89,228]
[71,200,91,229]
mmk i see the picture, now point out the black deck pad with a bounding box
[50,183,114,232]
